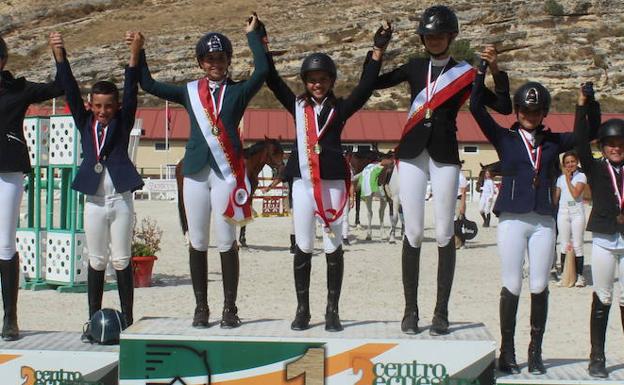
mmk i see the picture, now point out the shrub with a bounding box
[545,0,565,16]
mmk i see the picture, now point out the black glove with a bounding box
[373,24,392,50]
[581,82,594,100]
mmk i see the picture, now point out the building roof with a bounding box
[26,105,623,143]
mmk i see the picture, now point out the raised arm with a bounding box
[478,45,512,115]
[469,66,505,146]
[574,87,596,179]
[48,32,88,129]
[265,53,296,115]
[341,21,391,119]
[560,83,602,152]
[238,13,269,103]
[137,33,186,104]
[22,35,64,104]
[120,31,143,131]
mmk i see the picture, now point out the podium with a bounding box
[119,318,496,385]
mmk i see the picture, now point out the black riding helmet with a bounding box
[417,5,459,36]
[195,32,233,62]
[513,82,551,116]
[598,119,624,144]
[300,53,337,81]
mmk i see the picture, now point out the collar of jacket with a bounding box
[511,122,549,145]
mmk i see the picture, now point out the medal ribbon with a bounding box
[425,60,447,116]
[91,118,108,161]
[605,162,624,210]
[296,101,348,234]
[519,129,542,174]
[188,79,252,225]
[399,61,475,141]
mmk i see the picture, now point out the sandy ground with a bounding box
[16,198,624,365]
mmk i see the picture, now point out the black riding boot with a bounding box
[498,287,520,374]
[116,264,134,327]
[401,238,420,334]
[289,234,296,254]
[325,246,344,332]
[588,293,610,378]
[430,241,456,336]
[291,246,312,330]
[239,226,247,248]
[0,253,20,341]
[189,246,209,328]
[81,265,105,342]
[480,212,487,227]
[528,289,548,374]
[220,245,241,328]
[485,214,491,227]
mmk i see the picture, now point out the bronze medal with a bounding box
[617,214,624,225]
[532,174,540,188]
[314,144,321,154]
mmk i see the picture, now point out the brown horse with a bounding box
[175,137,285,245]
[476,161,502,194]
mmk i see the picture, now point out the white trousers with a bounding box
[184,166,236,252]
[479,193,494,214]
[0,172,24,260]
[591,242,624,305]
[556,206,585,256]
[292,178,345,254]
[497,212,555,295]
[397,151,458,247]
[84,193,134,271]
[342,199,349,238]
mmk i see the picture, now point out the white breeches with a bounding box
[292,178,345,254]
[184,166,236,252]
[556,206,585,256]
[397,151,458,247]
[0,172,24,260]
[84,193,134,271]
[591,242,624,305]
[342,200,349,238]
[479,193,494,214]
[497,212,556,296]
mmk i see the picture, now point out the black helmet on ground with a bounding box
[417,5,459,35]
[598,119,624,144]
[195,32,233,61]
[513,82,551,116]
[300,53,337,80]
[83,308,127,345]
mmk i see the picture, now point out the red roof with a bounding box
[26,105,624,143]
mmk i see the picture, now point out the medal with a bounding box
[519,129,542,189]
[211,125,220,136]
[314,143,321,154]
[94,162,103,174]
[425,108,432,119]
[532,174,540,188]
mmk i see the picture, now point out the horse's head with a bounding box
[265,137,285,169]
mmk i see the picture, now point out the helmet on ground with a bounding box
[598,119,624,144]
[84,308,127,345]
[196,32,233,61]
[513,82,551,116]
[454,217,478,240]
[300,53,337,80]
[417,5,459,35]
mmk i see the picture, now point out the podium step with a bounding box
[0,330,118,384]
[120,317,496,385]
[497,358,624,385]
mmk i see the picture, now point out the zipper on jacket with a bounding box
[511,179,515,200]
[548,187,551,205]
[6,133,26,145]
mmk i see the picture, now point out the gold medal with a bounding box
[314,144,321,154]
[211,125,220,136]
[617,213,624,225]
[425,108,432,120]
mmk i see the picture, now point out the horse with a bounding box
[476,161,502,194]
[348,149,379,228]
[175,137,285,246]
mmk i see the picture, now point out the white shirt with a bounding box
[94,167,117,197]
[481,178,496,197]
[556,170,586,208]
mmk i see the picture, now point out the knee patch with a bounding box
[111,256,131,271]
[89,256,108,271]
[595,289,613,306]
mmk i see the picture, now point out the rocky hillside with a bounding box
[1,0,623,112]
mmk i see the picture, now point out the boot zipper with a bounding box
[511,179,515,200]
[6,133,25,145]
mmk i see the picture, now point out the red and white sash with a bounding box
[187,78,252,225]
[400,60,475,140]
[295,100,348,235]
